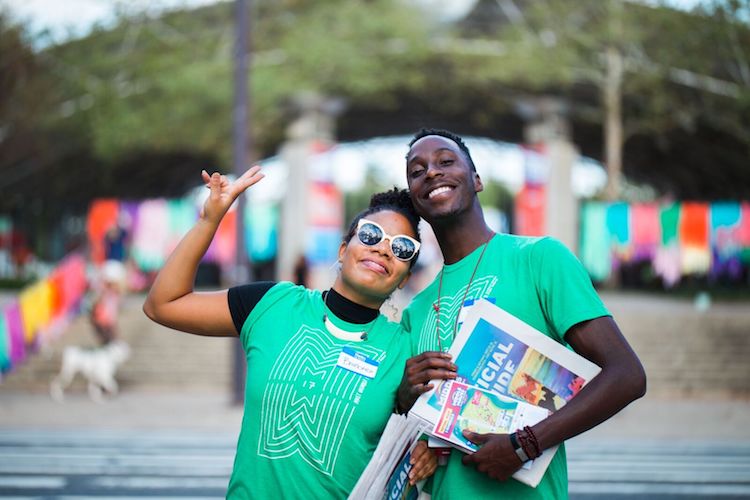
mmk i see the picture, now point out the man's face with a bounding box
[405,135,483,222]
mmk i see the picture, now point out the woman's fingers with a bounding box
[409,442,438,483]
[233,165,265,193]
[209,172,222,200]
[203,166,264,197]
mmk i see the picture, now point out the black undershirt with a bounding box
[227,283,378,335]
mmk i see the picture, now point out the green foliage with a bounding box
[2,0,749,213]
[13,0,432,171]
[478,178,513,213]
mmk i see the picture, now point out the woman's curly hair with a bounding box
[343,187,421,267]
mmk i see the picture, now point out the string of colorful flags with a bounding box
[0,253,88,376]
[87,197,278,271]
[580,201,750,285]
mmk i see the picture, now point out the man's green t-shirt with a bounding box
[401,234,610,499]
[227,282,411,499]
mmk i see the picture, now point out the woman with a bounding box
[143,166,436,498]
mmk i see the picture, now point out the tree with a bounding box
[449,0,750,199]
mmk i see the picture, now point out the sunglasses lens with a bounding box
[391,237,417,261]
[358,222,383,246]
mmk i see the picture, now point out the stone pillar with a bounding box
[519,97,579,253]
[545,138,578,253]
[275,92,341,283]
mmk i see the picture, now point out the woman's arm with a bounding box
[143,167,264,337]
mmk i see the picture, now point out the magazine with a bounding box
[348,413,427,500]
[430,380,549,454]
[382,442,421,500]
[409,299,602,487]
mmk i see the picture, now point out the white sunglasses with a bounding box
[356,218,421,262]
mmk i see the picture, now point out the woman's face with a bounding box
[335,209,416,308]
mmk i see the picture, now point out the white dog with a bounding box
[50,340,131,402]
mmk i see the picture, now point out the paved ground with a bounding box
[1,387,749,444]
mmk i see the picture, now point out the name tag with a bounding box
[336,347,379,379]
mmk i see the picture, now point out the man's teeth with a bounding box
[428,186,452,199]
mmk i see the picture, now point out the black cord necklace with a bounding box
[432,233,494,351]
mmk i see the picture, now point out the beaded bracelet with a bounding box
[516,429,536,460]
[516,427,542,460]
[522,425,542,458]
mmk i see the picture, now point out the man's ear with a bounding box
[474,171,484,193]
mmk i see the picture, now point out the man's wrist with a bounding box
[509,432,529,463]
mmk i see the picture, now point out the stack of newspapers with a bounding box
[348,413,427,500]
[408,299,601,487]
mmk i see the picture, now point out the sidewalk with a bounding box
[1,387,749,443]
[0,388,243,431]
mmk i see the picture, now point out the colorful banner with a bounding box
[90,194,281,273]
[0,253,87,375]
[580,201,750,286]
[514,184,546,237]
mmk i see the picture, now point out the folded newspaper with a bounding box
[348,413,427,500]
[409,299,601,487]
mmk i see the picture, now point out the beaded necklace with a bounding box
[432,233,494,352]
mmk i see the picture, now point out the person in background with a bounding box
[397,129,646,499]
[293,254,310,287]
[104,216,130,262]
[90,260,126,345]
[143,166,437,498]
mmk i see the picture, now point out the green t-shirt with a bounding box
[227,282,411,499]
[401,234,610,500]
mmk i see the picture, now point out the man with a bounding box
[397,128,646,499]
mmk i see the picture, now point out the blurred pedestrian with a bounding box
[104,216,130,262]
[90,260,126,345]
[143,167,437,498]
[293,254,309,287]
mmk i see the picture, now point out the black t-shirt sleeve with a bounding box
[227,281,276,335]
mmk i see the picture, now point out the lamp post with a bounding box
[231,0,252,405]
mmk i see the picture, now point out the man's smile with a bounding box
[427,186,454,199]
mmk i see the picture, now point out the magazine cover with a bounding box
[383,445,420,500]
[419,299,601,416]
[432,381,549,454]
[348,414,426,500]
[409,299,602,487]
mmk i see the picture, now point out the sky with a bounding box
[0,0,229,43]
[2,0,705,45]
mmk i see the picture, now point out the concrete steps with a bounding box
[0,294,236,393]
[601,292,750,398]
[2,291,749,398]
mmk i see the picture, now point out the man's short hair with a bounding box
[407,128,477,172]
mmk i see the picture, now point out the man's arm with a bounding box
[462,316,646,479]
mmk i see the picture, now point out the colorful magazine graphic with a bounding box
[429,305,596,413]
[383,447,419,500]
[410,300,602,488]
[432,381,547,453]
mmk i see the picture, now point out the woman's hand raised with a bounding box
[200,166,264,224]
